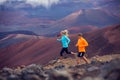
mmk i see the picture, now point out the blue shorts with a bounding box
[77,52,85,57]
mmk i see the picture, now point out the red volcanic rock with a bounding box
[0,25,120,68]
[0,11,54,26]
[68,26,98,33]
[84,24,120,56]
[53,8,120,28]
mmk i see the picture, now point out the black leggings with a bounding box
[60,48,71,56]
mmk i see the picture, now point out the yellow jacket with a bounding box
[76,37,88,52]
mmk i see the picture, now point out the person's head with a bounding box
[64,30,68,34]
[61,30,69,36]
[78,33,83,38]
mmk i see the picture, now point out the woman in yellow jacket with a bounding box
[75,33,90,64]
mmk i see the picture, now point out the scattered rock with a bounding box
[22,64,46,80]
[0,54,120,80]
[0,76,6,80]
[22,74,42,80]
[99,59,120,80]
[87,66,99,72]
[46,70,73,80]
[54,65,65,70]
[7,74,20,80]
[82,76,104,80]
[49,60,57,64]
[104,69,120,80]
[0,67,13,77]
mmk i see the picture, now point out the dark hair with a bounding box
[78,33,83,36]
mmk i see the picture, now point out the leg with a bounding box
[83,56,90,64]
[59,48,65,60]
[64,48,71,54]
[76,52,82,65]
[76,57,80,64]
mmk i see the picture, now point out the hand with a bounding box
[75,44,78,47]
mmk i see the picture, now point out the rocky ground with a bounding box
[0,54,120,80]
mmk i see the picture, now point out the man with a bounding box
[75,33,90,64]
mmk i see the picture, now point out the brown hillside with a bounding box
[0,25,120,68]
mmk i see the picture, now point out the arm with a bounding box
[75,39,88,47]
[66,36,70,44]
[82,39,88,47]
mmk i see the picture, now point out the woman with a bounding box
[57,30,73,60]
